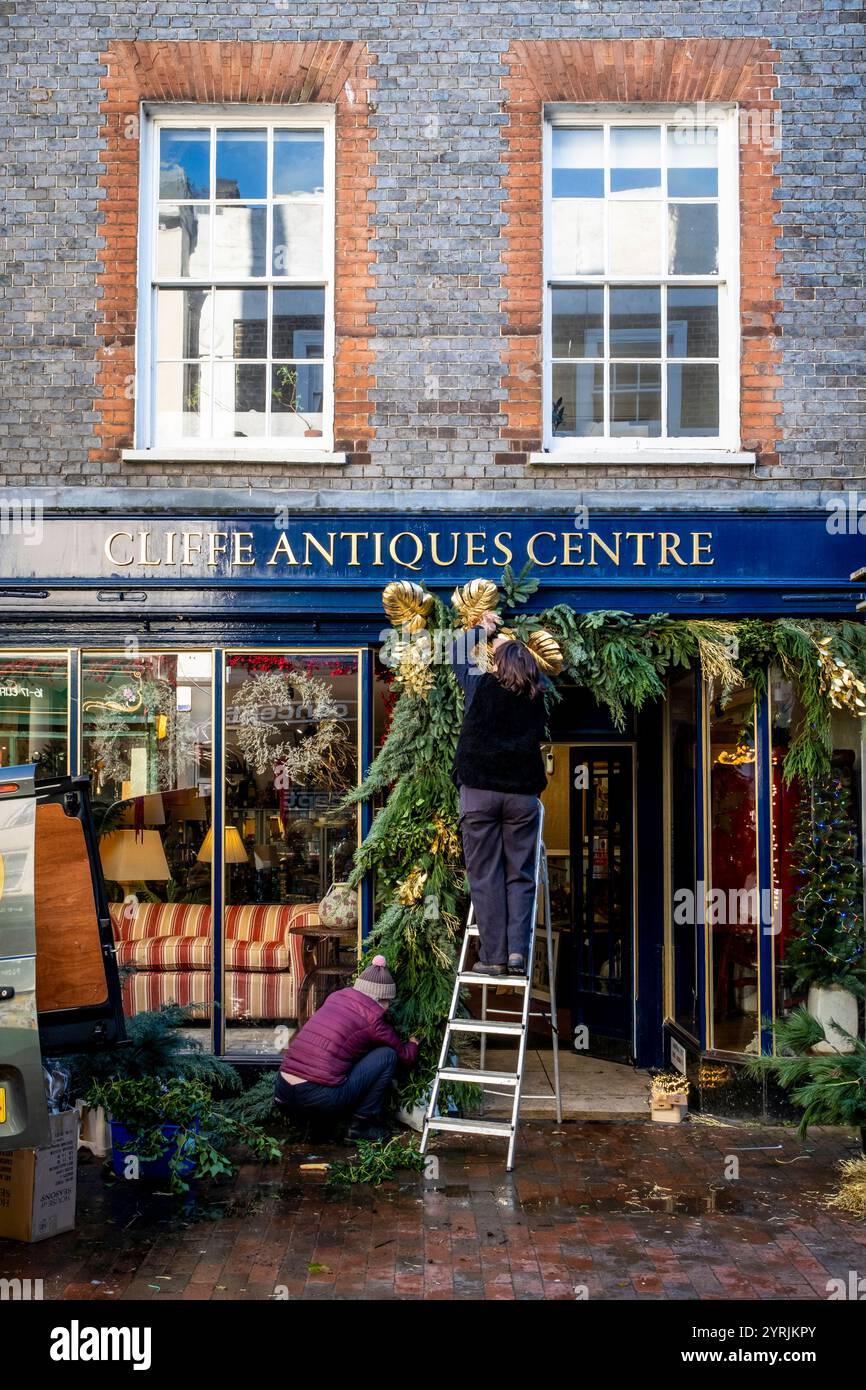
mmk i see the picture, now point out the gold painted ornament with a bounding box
[382,580,433,633]
[524,628,564,677]
[431,816,461,859]
[450,579,500,629]
[394,640,434,699]
[396,866,429,905]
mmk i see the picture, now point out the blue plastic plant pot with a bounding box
[110,1121,199,1181]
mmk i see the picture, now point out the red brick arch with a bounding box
[94,40,376,466]
[500,38,782,464]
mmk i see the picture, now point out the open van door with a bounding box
[0,766,125,1149]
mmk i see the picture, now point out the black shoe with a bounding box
[345,1117,392,1143]
[471,960,507,977]
[507,953,526,976]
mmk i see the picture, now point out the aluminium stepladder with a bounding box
[419,800,562,1171]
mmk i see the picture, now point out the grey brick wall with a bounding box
[1,1,864,495]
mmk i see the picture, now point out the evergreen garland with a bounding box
[346,576,866,1104]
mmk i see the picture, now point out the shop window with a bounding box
[223,652,360,1054]
[668,667,699,1038]
[139,112,334,450]
[707,680,760,1052]
[545,109,738,450]
[770,673,863,1018]
[81,651,214,1037]
[0,653,68,779]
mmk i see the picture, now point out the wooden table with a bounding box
[289,922,357,1026]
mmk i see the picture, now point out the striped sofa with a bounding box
[108,901,319,1022]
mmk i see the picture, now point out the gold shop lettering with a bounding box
[104,528,716,572]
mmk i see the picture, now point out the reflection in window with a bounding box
[81,652,214,1033]
[770,674,862,1017]
[707,680,759,1052]
[223,653,359,1054]
[0,654,68,779]
[668,668,699,1037]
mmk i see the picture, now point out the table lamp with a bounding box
[100,829,171,897]
[197,825,248,864]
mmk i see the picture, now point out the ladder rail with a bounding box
[420,799,562,1170]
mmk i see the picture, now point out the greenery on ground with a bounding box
[61,1003,240,1095]
[745,1008,866,1144]
[326,1135,427,1189]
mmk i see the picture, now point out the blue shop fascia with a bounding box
[1,498,863,1110]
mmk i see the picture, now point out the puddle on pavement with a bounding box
[515,1184,741,1215]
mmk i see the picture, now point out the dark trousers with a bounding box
[274,1046,397,1124]
[459,786,540,963]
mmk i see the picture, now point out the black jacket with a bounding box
[448,630,547,795]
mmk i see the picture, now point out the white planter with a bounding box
[76,1102,111,1158]
[807,985,859,1053]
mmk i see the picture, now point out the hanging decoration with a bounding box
[231,669,352,790]
[340,565,866,1110]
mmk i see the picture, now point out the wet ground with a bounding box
[2,1118,864,1300]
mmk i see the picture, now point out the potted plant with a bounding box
[85,1075,283,1193]
[746,1007,866,1155]
[271,365,322,438]
[61,1004,242,1162]
[786,773,866,1052]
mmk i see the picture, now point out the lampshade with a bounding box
[120,793,166,827]
[197,825,248,865]
[100,829,170,883]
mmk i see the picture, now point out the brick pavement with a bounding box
[1,1119,864,1301]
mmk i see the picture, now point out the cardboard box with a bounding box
[0,1110,79,1242]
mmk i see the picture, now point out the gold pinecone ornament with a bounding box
[382,580,433,633]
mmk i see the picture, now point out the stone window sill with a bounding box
[529,448,757,466]
[122,447,347,466]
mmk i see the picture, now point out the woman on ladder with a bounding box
[448,613,548,979]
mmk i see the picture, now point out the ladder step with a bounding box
[426,1116,513,1138]
[438,1067,519,1087]
[448,1018,523,1036]
[465,925,479,937]
[457,971,528,988]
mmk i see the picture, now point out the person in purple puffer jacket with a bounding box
[274,954,419,1141]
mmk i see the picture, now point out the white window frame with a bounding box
[539,103,746,463]
[131,103,337,460]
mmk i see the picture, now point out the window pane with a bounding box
[708,681,759,1052]
[212,205,267,277]
[211,288,269,359]
[609,201,661,276]
[551,287,604,358]
[271,364,325,437]
[0,655,68,779]
[156,289,209,360]
[212,362,267,438]
[610,126,661,196]
[274,130,325,195]
[668,203,719,274]
[272,202,324,277]
[551,127,604,198]
[157,205,211,278]
[551,200,604,276]
[159,128,210,199]
[215,129,267,200]
[609,287,661,359]
[667,364,719,436]
[272,288,325,358]
[552,362,604,437]
[667,125,719,197]
[155,362,204,440]
[223,652,359,1053]
[667,286,719,358]
[82,651,214,1035]
[609,363,661,437]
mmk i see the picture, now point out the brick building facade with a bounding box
[2,2,864,493]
